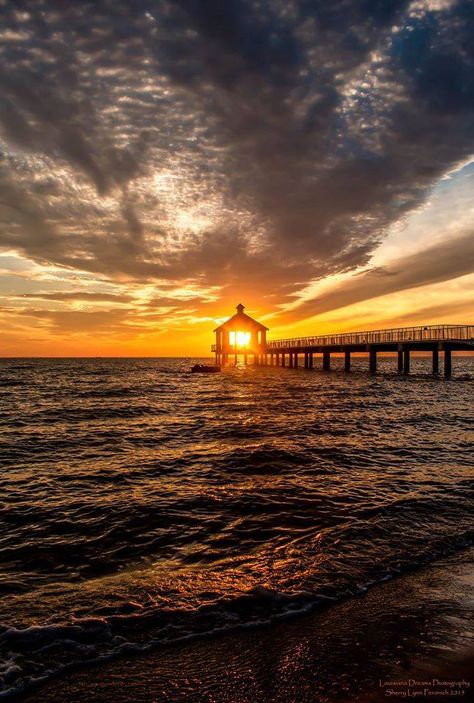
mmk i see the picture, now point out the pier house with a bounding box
[213,304,268,365]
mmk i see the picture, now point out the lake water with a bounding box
[0,357,473,699]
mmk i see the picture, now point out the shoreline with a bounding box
[22,547,474,703]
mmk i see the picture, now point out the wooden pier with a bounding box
[212,323,474,377]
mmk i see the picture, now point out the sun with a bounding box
[229,331,251,348]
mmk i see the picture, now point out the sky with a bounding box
[0,0,473,357]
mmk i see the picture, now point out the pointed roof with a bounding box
[214,304,269,332]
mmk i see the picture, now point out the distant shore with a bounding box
[24,547,474,703]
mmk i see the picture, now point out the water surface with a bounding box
[0,357,472,698]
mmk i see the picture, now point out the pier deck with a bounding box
[266,324,473,377]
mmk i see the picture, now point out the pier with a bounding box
[212,308,473,377]
[265,325,474,377]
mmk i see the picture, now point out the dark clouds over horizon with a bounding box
[0,0,473,320]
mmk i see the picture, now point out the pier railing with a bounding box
[267,324,474,350]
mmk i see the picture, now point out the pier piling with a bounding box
[369,347,377,374]
[444,349,452,378]
[403,348,410,375]
[344,350,351,372]
[323,351,330,371]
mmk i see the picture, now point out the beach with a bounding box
[24,548,474,702]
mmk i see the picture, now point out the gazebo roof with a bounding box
[214,304,269,332]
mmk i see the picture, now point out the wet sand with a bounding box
[24,548,474,703]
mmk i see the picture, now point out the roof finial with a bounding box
[236,303,245,313]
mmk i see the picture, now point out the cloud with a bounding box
[14,291,134,303]
[17,308,146,335]
[0,0,473,319]
[377,297,474,325]
[282,229,474,321]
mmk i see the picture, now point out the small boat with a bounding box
[191,364,221,373]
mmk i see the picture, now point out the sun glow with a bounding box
[229,331,251,348]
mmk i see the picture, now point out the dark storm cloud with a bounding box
[0,0,473,313]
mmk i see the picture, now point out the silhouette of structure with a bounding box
[265,325,473,377]
[211,313,473,376]
[213,304,268,365]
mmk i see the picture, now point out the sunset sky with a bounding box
[0,0,473,357]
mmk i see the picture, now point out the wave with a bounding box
[212,446,314,474]
[74,388,140,399]
[31,405,160,422]
[1,538,472,701]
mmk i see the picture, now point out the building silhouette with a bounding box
[213,304,268,365]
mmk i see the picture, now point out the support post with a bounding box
[234,354,237,366]
[398,348,403,374]
[289,353,294,368]
[403,348,410,375]
[309,353,313,369]
[294,353,298,368]
[244,354,248,366]
[444,348,452,378]
[369,347,377,374]
[432,349,439,375]
[282,353,286,367]
[344,350,351,372]
[323,350,330,371]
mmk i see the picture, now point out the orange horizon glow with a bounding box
[1,263,474,358]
